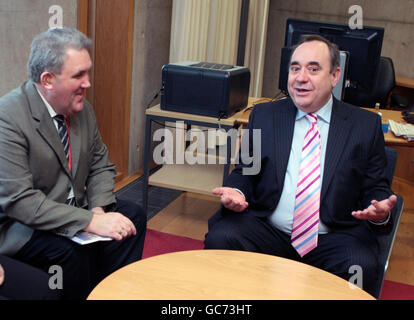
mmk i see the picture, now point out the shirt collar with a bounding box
[35,85,58,118]
[295,95,333,124]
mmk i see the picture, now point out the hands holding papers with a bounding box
[73,206,137,244]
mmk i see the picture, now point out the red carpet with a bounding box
[142,228,204,259]
[380,280,414,300]
[142,229,414,300]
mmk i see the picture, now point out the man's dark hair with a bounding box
[290,34,340,73]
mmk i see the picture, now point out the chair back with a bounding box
[344,57,396,109]
[372,147,404,299]
[374,57,396,107]
[384,146,397,184]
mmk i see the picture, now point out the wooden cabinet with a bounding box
[394,145,414,183]
[376,106,414,184]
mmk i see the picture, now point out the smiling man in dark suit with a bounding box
[205,34,396,295]
[0,28,146,299]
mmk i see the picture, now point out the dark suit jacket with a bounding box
[0,81,116,255]
[210,97,393,239]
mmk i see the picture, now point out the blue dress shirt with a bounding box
[268,96,333,235]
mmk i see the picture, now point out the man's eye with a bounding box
[309,67,319,73]
[73,72,85,79]
[290,66,300,72]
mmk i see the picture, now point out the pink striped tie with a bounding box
[291,113,321,257]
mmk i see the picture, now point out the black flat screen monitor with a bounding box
[279,18,384,96]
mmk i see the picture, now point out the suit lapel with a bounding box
[321,99,352,200]
[274,100,296,188]
[25,81,72,177]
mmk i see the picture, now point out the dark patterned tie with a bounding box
[54,115,75,206]
[54,115,69,161]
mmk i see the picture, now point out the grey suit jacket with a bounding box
[0,81,117,255]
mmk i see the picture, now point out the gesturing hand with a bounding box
[212,187,249,212]
[351,194,397,222]
[0,264,4,286]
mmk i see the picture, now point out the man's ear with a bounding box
[330,66,341,88]
[39,72,55,90]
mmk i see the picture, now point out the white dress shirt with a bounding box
[36,87,75,201]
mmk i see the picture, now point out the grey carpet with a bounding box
[115,175,182,220]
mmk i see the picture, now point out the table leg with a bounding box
[142,116,152,214]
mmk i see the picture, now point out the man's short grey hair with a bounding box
[28,27,92,83]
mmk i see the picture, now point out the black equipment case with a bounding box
[161,62,250,118]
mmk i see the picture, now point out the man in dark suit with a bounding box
[0,28,146,299]
[0,255,61,300]
[204,34,396,295]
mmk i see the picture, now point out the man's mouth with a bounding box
[294,88,313,95]
[75,91,84,98]
[294,88,311,92]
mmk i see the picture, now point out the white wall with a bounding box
[0,0,77,96]
[262,0,414,97]
[129,0,172,174]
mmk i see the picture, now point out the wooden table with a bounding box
[236,98,414,147]
[87,250,374,300]
[368,108,414,147]
[237,99,414,183]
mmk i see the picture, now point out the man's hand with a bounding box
[84,211,137,241]
[351,194,397,222]
[213,187,249,212]
[91,206,106,215]
[0,264,4,286]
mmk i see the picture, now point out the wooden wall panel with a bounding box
[78,0,134,182]
[77,0,89,35]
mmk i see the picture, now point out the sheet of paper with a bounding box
[71,231,112,245]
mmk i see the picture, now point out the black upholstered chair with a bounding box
[371,147,404,299]
[344,57,408,109]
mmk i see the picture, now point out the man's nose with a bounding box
[296,69,309,82]
[82,74,91,89]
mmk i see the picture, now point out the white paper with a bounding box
[71,231,112,245]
